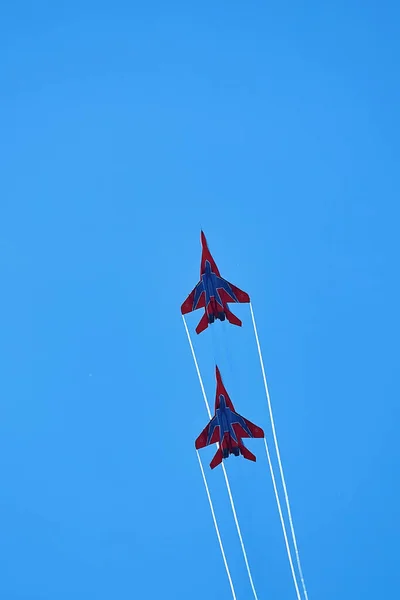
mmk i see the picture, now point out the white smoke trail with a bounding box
[216,316,302,599]
[249,303,309,600]
[196,450,237,600]
[220,462,259,600]
[182,315,259,600]
[262,437,302,600]
[182,315,212,420]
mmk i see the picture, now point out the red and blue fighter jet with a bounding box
[181,231,250,334]
[195,366,264,469]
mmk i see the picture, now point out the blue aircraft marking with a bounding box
[206,394,253,445]
[193,260,239,310]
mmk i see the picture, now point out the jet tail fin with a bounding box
[210,447,223,469]
[225,307,242,327]
[196,312,209,334]
[239,444,257,463]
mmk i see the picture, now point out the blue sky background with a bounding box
[1,1,400,598]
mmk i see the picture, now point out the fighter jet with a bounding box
[195,366,264,469]
[181,231,250,334]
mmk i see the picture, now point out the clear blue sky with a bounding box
[1,1,400,598]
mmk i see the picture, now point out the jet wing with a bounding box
[195,416,220,449]
[181,281,206,315]
[232,413,264,439]
[218,280,250,305]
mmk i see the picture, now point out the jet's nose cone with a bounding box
[200,230,208,248]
